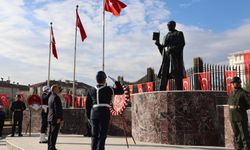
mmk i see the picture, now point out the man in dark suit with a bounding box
[155,20,185,90]
[0,101,5,138]
[86,71,124,150]
[47,85,63,150]
[10,94,26,137]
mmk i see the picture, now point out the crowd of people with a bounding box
[0,71,124,150]
[1,71,250,150]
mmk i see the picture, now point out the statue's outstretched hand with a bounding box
[155,40,160,46]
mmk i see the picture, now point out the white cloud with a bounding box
[0,0,249,86]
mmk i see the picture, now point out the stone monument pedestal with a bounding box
[131,91,227,146]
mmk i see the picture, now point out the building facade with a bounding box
[30,80,92,108]
[228,50,250,87]
[0,79,29,103]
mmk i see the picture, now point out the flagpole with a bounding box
[102,0,106,71]
[73,5,79,108]
[47,22,52,86]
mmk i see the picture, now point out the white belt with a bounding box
[93,104,110,108]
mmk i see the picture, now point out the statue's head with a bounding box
[167,20,176,31]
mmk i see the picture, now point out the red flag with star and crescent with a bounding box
[75,96,81,108]
[137,84,143,93]
[63,94,72,107]
[146,82,154,92]
[129,85,134,94]
[183,77,190,90]
[166,82,170,91]
[225,71,237,95]
[50,25,58,59]
[0,94,9,109]
[76,8,87,42]
[82,96,86,108]
[198,72,211,90]
[104,0,127,16]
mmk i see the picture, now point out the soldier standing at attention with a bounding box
[86,71,124,150]
[39,86,51,143]
[228,77,250,150]
[10,94,26,137]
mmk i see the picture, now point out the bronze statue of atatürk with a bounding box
[154,20,185,90]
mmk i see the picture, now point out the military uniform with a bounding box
[10,100,26,136]
[228,88,250,150]
[86,81,124,150]
[40,90,51,143]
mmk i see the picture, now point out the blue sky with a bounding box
[0,0,250,86]
[166,0,250,32]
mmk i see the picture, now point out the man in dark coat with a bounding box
[228,77,250,150]
[155,20,185,90]
[86,71,124,150]
[0,101,5,138]
[40,86,51,143]
[47,85,63,150]
[10,94,26,137]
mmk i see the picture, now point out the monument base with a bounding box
[131,91,227,146]
[22,108,131,136]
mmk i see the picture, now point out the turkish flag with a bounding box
[246,64,250,82]
[75,96,81,108]
[63,94,72,107]
[244,52,250,82]
[104,0,127,16]
[129,85,133,94]
[183,77,190,90]
[198,72,211,90]
[225,71,237,95]
[76,8,87,42]
[146,82,154,92]
[82,96,86,108]
[166,82,170,91]
[137,84,143,93]
[50,25,58,59]
[0,94,9,108]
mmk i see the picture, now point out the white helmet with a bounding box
[42,86,50,93]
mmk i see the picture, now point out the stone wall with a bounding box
[131,91,228,146]
[22,108,132,136]
[109,108,131,136]
[23,108,42,134]
[217,105,250,149]
[60,109,86,134]
[216,105,234,148]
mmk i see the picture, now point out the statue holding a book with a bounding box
[154,20,186,90]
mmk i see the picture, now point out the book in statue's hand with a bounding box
[153,32,160,41]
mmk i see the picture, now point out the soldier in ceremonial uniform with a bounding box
[228,77,250,150]
[86,71,124,150]
[40,86,51,143]
[10,94,26,137]
[155,20,185,90]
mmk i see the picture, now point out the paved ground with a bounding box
[0,134,233,150]
[0,137,7,150]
